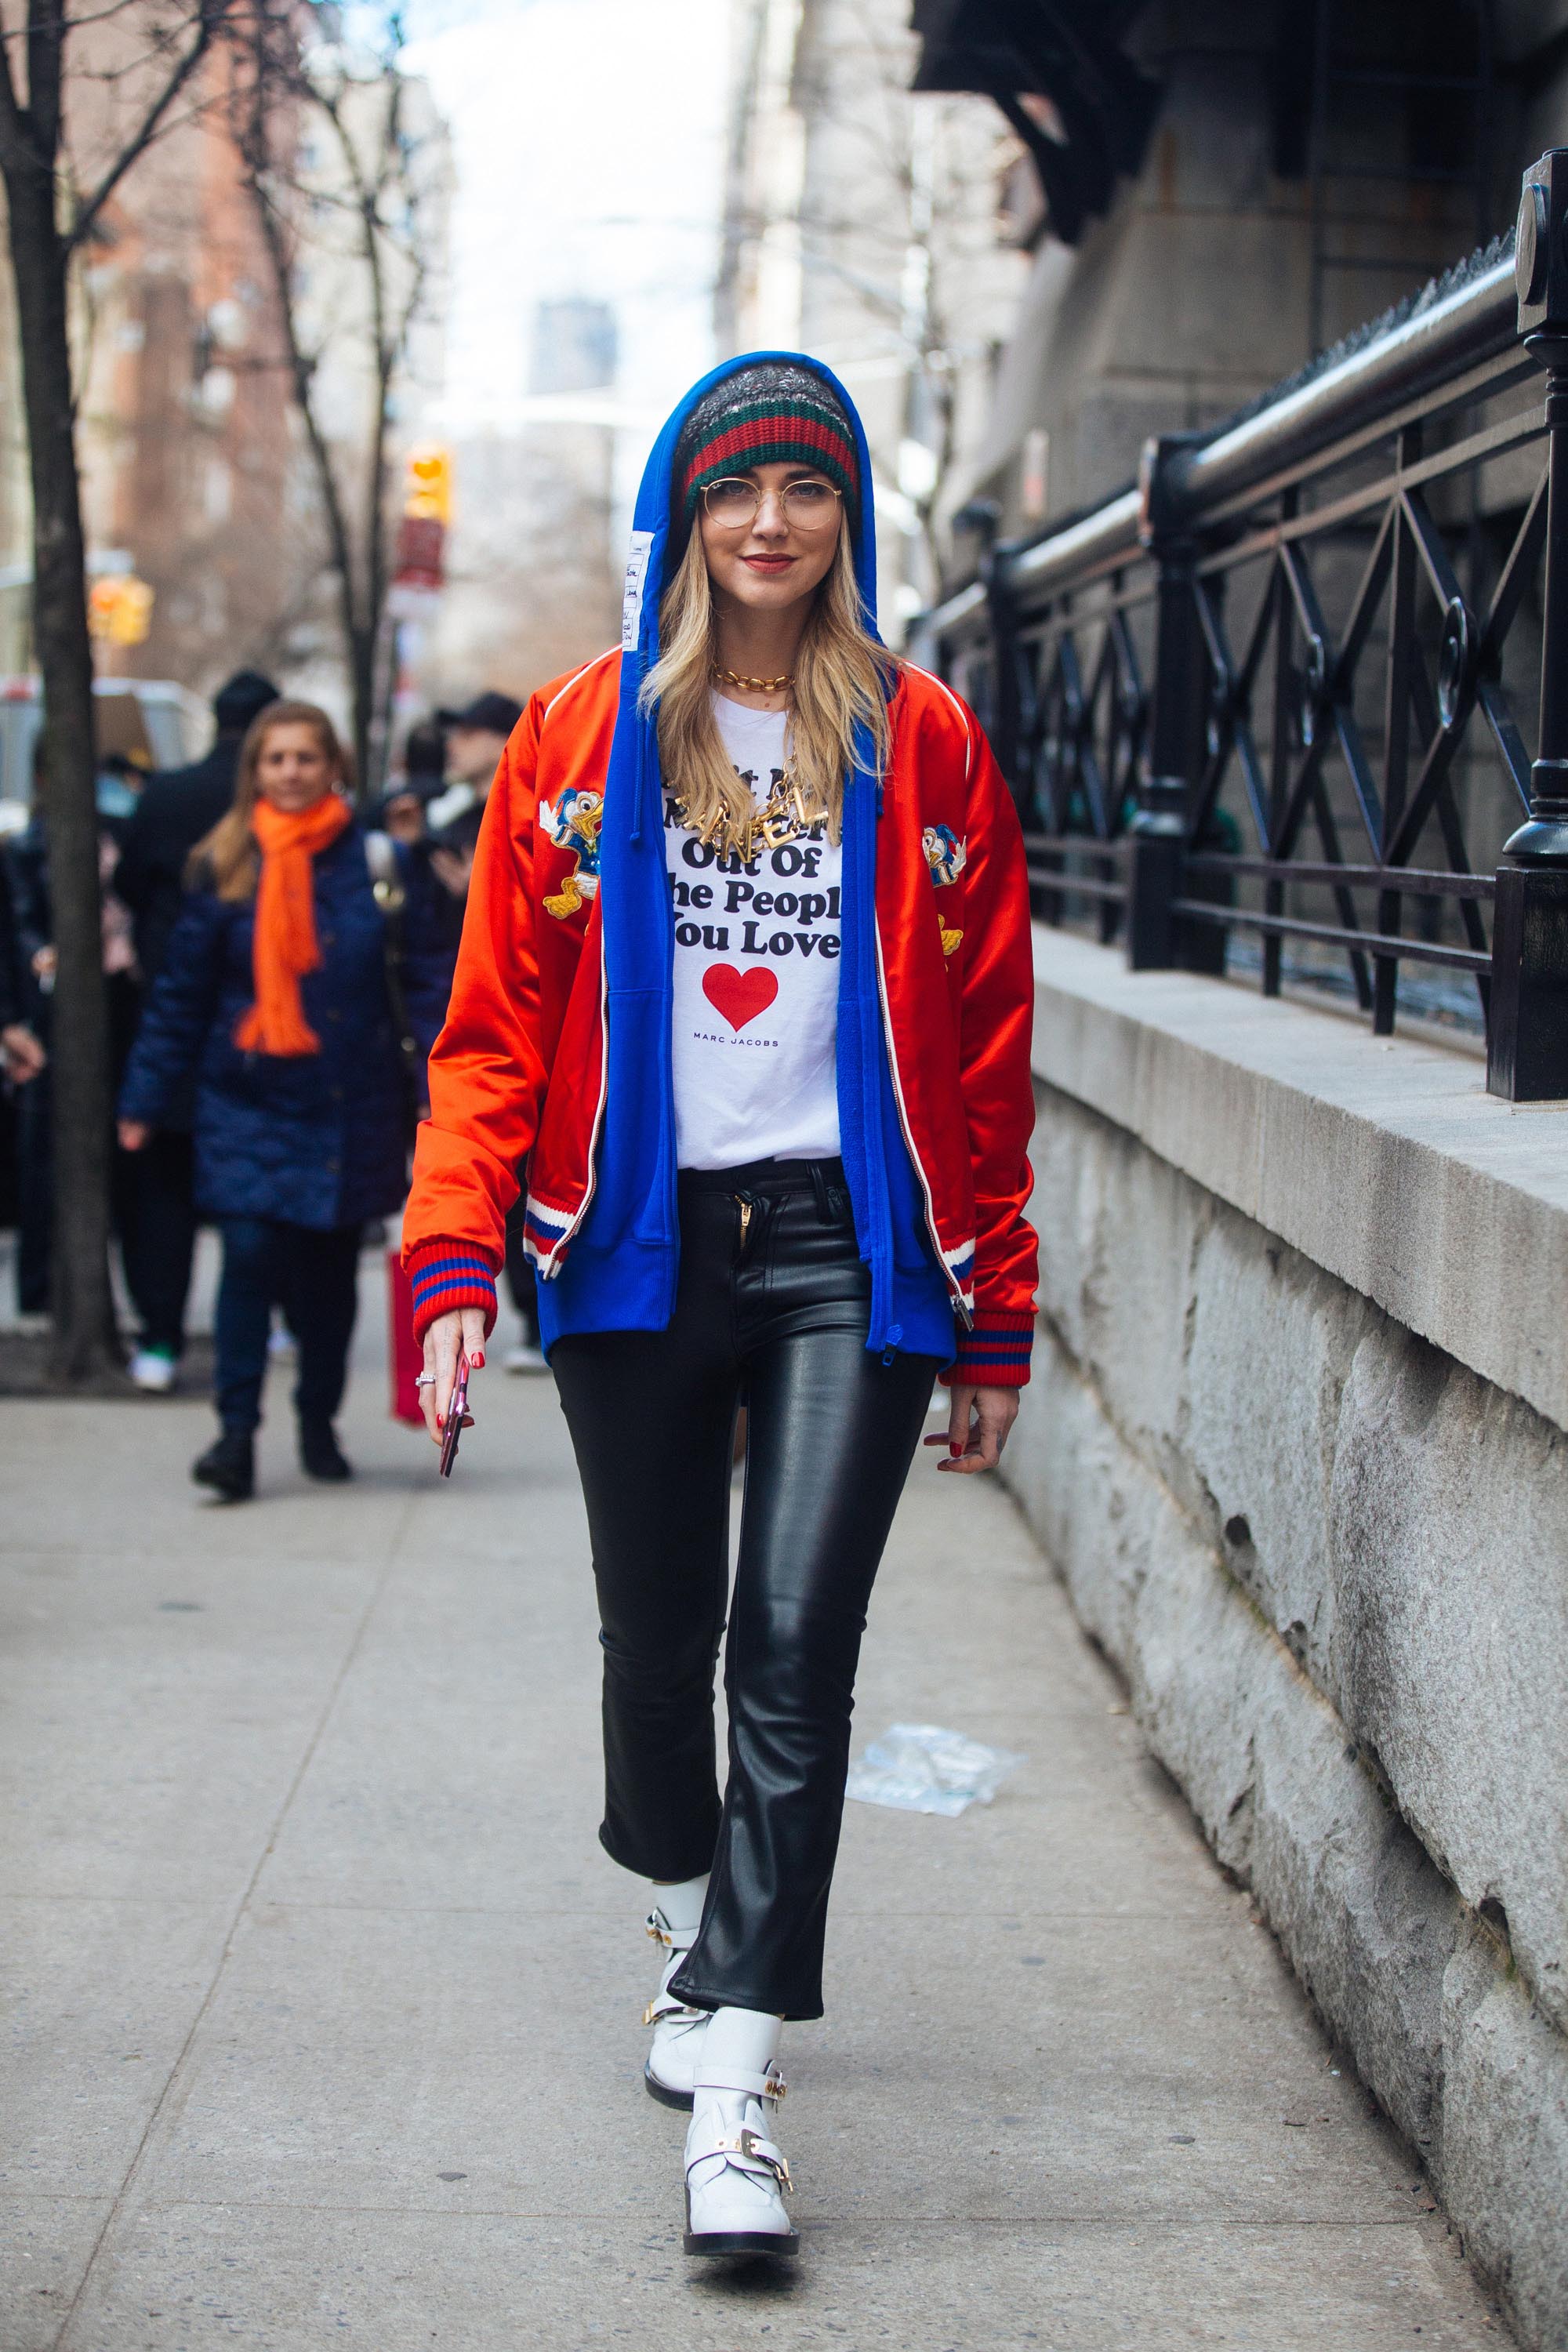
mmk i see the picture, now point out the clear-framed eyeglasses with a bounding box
[701,477,844,530]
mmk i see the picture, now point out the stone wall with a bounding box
[1007,933,1568,2352]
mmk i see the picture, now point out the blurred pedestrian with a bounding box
[3,744,142,1321]
[117,672,281,982]
[499,1224,546,1374]
[0,845,45,1301]
[401,356,1036,2255]
[96,750,147,820]
[425,689,521,899]
[374,786,427,847]
[0,798,44,1083]
[373,720,445,846]
[402,717,448,798]
[118,701,454,1502]
[4,783,52,1316]
[412,698,543,1372]
[114,670,280,1388]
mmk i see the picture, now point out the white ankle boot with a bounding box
[643,1904,710,2110]
[683,2015,797,2258]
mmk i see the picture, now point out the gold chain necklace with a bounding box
[713,663,794,694]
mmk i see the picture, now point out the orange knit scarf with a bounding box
[234,793,354,1057]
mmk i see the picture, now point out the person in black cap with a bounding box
[426,688,523,873]
[114,668,280,1390]
[423,691,543,1371]
[436,689,523,795]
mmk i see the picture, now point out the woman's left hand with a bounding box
[925,1382,1018,1475]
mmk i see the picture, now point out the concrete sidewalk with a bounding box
[2,1261,1506,2350]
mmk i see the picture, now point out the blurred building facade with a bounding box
[917,2,1568,562]
[275,62,453,730]
[0,22,451,738]
[427,296,622,701]
[71,49,299,702]
[718,0,1027,636]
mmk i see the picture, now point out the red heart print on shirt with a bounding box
[702,964,779,1032]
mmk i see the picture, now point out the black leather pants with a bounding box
[552,1158,941,2021]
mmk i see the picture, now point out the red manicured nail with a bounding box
[949,1439,963,1457]
[470,1350,485,1370]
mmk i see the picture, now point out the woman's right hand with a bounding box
[420,1305,488,1443]
[118,1118,151,1152]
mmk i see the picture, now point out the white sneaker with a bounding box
[129,1347,177,1394]
[683,2062,797,2258]
[504,1343,548,1374]
[643,1906,708,2111]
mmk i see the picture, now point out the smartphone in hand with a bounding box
[439,1349,473,1479]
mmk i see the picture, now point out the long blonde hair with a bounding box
[638,523,898,844]
[187,700,350,902]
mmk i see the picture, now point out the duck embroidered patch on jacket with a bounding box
[923,823,967,953]
[540,786,604,920]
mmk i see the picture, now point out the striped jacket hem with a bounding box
[406,1240,502,1346]
[941,1310,1035,1388]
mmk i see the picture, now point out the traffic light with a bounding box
[88,575,155,647]
[404,444,453,523]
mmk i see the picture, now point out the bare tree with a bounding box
[0,0,226,1381]
[755,0,1020,604]
[227,2,440,786]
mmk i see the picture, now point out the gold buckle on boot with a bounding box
[738,2128,793,2194]
[643,1998,705,2028]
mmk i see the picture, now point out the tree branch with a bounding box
[64,0,224,255]
[226,0,434,782]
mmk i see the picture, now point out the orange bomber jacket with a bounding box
[401,648,1039,1385]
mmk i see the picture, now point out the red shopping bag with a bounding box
[387,1247,425,1427]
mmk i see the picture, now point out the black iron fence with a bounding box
[917,147,1568,1102]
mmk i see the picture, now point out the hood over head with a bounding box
[619,350,880,682]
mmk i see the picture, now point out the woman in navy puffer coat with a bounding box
[119,700,455,1501]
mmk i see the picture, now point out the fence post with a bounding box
[1489,150,1568,1100]
[1125,432,1201,970]
[982,538,1025,815]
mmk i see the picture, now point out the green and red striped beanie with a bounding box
[673,361,860,528]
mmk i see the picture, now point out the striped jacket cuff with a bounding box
[405,1239,502,1346]
[942,1310,1035,1389]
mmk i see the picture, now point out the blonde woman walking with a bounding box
[401,358,1038,2256]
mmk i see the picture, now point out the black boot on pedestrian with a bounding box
[192,1430,255,1503]
[299,1421,353,1483]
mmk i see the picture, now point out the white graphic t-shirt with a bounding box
[666,693,842,1171]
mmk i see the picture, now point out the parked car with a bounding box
[0,677,205,808]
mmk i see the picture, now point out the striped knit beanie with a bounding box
[673,361,860,529]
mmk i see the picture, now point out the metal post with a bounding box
[1126,433,1201,971]
[983,538,1025,818]
[1489,151,1568,1100]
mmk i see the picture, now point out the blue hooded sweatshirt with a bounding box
[533,352,956,1370]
